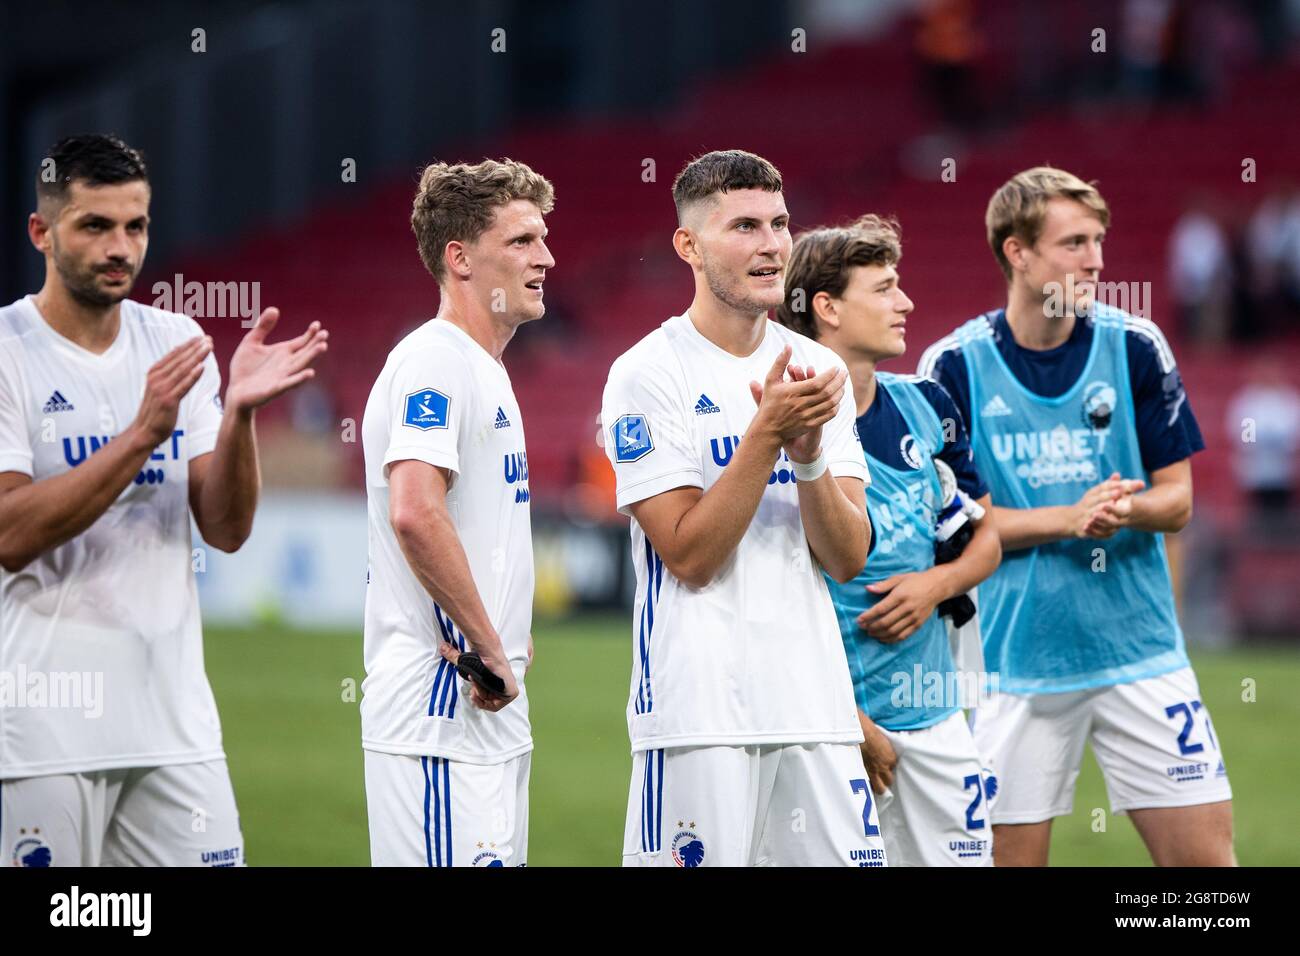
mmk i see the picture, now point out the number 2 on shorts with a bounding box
[850,778,881,837]
[963,773,985,830]
[1165,699,1216,756]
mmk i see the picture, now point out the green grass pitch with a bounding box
[205,615,1300,866]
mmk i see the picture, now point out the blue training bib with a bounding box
[826,373,960,730]
[958,305,1187,693]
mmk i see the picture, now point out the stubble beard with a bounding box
[53,244,134,309]
[701,251,776,317]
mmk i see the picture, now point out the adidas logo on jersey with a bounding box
[694,394,721,415]
[494,406,511,429]
[981,394,1012,418]
[42,390,74,413]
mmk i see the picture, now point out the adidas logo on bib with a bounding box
[981,394,1012,418]
[42,390,75,413]
[495,406,511,429]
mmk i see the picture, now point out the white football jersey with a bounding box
[0,295,225,778]
[361,319,533,765]
[600,314,869,752]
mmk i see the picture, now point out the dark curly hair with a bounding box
[36,134,149,210]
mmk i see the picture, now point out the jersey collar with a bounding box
[24,294,130,366]
[676,311,770,362]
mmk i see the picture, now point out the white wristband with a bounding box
[792,450,828,482]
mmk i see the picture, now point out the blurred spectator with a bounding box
[1121,0,1173,98]
[569,415,618,523]
[1169,198,1232,343]
[1225,356,1300,530]
[1121,0,1203,102]
[914,0,986,131]
[1246,185,1300,334]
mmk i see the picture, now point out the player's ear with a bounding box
[811,290,840,332]
[444,240,472,280]
[27,212,52,255]
[672,226,699,267]
[1002,235,1028,275]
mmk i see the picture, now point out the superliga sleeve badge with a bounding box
[402,388,450,430]
[612,414,654,463]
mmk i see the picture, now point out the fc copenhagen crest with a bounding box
[1082,381,1116,431]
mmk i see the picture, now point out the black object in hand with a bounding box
[935,521,975,565]
[931,457,980,629]
[937,593,976,629]
[455,651,508,698]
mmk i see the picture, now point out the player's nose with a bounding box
[104,226,133,258]
[535,239,556,270]
[1084,239,1104,272]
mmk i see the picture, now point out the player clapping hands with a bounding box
[748,344,849,463]
[1077,471,1146,539]
[225,307,330,412]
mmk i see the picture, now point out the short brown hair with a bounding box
[671,149,783,224]
[776,215,902,339]
[986,166,1110,281]
[411,158,555,281]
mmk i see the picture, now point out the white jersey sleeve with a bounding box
[379,346,471,483]
[0,350,32,476]
[601,352,703,514]
[822,367,870,485]
[185,350,223,460]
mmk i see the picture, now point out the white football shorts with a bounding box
[364,749,530,866]
[971,665,1232,824]
[622,742,888,867]
[876,710,994,866]
[1,759,244,867]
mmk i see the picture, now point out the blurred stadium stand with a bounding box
[4,0,1299,633]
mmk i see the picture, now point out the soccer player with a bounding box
[776,215,1002,866]
[600,150,887,867]
[0,134,329,866]
[360,159,552,867]
[918,167,1235,866]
